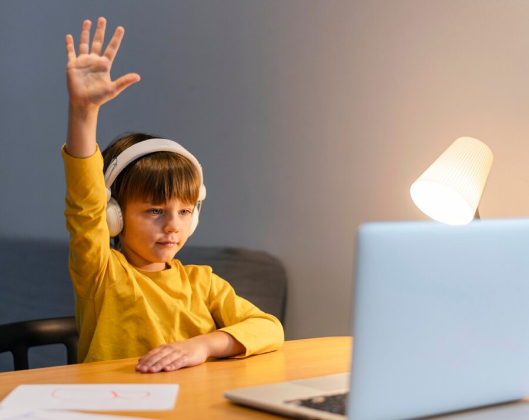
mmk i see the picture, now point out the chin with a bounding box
[156,252,178,262]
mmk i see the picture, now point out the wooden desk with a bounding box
[0,337,351,419]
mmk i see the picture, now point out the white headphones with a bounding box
[103,138,207,238]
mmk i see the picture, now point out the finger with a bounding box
[163,356,189,372]
[65,34,76,62]
[137,346,174,371]
[79,20,92,55]
[103,26,125,63]
[150,352,186,373]
[91,17,107,55]
[137,346,164,365]
[111,73,141,97]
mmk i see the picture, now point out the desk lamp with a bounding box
[410,136,493,225]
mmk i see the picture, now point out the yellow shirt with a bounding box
[62,145,284,363]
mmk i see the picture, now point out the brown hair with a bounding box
[102,133,201,215]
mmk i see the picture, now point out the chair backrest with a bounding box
[0,237,76,372]
[0,317,78,371]
[0,238,75,324]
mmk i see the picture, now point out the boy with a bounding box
[63,17,284,373]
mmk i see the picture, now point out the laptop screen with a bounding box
[348,219,529,420]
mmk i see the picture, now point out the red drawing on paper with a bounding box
[51,387,151,401]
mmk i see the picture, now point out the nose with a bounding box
[163,210,180,233]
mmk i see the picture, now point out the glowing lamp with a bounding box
[410,137,493,225]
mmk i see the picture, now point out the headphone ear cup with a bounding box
[199,185,207,201]
[189,203,200,236]
[106,197,124,238]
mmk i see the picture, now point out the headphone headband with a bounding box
[104,138,204,193]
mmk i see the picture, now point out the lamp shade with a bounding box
[410,137,493,225]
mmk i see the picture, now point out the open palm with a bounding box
[66,18,140,108]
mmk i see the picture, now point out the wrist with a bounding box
[189,334,215,358]
[68,102,100,120]
[191,331,244,359]
[66,103,99,158]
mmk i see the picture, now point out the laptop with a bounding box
[225,218,529,420]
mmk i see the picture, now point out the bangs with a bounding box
[114,151,201,209]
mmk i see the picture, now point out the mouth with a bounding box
[156,242,178,247]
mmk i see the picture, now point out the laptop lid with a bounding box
[348,218,529,420]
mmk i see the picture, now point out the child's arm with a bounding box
[64,18,140,298]
[65,18,140,158]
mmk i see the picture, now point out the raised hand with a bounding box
[65,18,140,158]
[66,18,140,109]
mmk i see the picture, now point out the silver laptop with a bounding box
[225,219,529,420]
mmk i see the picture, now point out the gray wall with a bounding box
[2,1,529,340]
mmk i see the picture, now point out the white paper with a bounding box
[0,407,159,420]
[0,384,178,412]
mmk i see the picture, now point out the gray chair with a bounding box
[0,237,287,371]
[0,237,75,371]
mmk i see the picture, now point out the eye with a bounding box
[180,209,193,216]
[148,208,163,215]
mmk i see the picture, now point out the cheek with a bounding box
[122,214,151,238]
[182,216,194,232]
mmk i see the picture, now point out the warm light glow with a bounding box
[410,181,474,225]
[410,137,493,225]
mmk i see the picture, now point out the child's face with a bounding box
[119,197,195,272]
